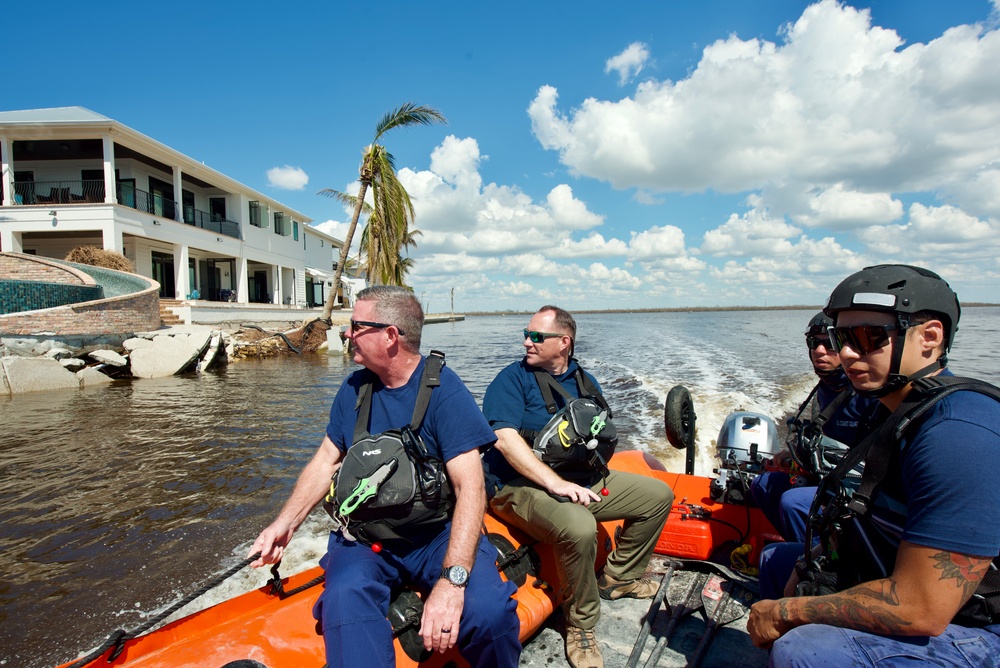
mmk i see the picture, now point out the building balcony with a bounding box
[5,180,241,239]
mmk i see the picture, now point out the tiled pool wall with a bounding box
[1,280,104,315]
[0,253,161,335]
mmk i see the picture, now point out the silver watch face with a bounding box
[446,565,468,585]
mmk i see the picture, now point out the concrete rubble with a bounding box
[0,326,232,396]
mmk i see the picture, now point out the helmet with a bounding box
[805,311,834,337]
[824,264,960,397]
[824,264,960,350]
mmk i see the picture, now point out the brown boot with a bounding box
[565,625,603,668]
[598,572,659,600]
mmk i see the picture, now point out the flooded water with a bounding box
[3,307,999,667]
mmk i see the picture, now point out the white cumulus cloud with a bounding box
[266,165,309,190]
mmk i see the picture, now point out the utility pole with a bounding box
[450,287,455,315]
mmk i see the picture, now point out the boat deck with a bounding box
[521,555,768,667]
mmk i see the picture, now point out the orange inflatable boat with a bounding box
[57,450,778,668]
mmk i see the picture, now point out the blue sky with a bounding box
[7,0,1000,312]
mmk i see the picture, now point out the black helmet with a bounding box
[805,311,834,337]
[824,264,959,397]
[824,264,960,350]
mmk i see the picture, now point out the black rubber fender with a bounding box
[664,385,696,451]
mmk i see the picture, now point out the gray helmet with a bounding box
[824,264,960,350]
[805,311,834,337]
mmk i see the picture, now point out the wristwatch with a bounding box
[440,565,469,588]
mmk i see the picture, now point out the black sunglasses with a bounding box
[523,329,564,344]
[806,335,833,351]
[828,325,897,356]
[351,319,405,335]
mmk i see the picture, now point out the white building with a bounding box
[0,107,354,308]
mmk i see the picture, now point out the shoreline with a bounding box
[463,302,1000,317]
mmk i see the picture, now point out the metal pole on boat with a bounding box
[626,561,679,668]
[641,572,707,668]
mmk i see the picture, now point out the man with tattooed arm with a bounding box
[749,265,1000,666]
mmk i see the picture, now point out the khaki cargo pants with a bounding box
[489,469,673,628]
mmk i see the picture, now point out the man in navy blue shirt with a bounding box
[749,265,1000,667]
[750,312,877,541]
[482,305,673,668]
[249,286,520,668]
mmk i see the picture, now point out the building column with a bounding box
[273,264,282,304]
[102,135,118,204]
[174,243,190,299]
[102,225,120,253]
[1,229,22,253]
[1,136,13,206]
[237,256,249,303]
[172,167,183,222]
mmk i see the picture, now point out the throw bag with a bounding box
[533,397,618,471]
[324,428,451,547]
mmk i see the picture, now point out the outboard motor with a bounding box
[710,411,781,504]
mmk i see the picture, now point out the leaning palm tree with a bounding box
[318,103,446,321]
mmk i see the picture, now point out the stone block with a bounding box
[78,366,114,387]
[1,356,80,394]
[89,349,128,367]
[129,336,201,378]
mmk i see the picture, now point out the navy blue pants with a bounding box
[750,472,815,543]
[759,542,1000,666]
[314,528,521,667]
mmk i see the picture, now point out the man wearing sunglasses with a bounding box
[750,312,878,542]
[482,305,673,668]
[248,286,520,668]
[749,265,1000,667]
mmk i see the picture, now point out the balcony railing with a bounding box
[183,205,240,238]
[8,179,106,204]
[4,180,240,239]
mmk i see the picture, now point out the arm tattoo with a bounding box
[793,579,912,635]
[931,552,992,602]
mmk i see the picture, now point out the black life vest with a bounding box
[323,351,453,549]
[519,364,618,478]
[801,375,1000,627]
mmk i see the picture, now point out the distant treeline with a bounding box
[463,303,999,317]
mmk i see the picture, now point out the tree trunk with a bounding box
[321,181,370,322]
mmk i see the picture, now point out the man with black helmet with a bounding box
[749,265,1000,666]
[750,311,877,541]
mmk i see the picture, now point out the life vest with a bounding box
[785,383,858,481]
[798,375,1000,627]
[323,351,453,550]
[519,364,618,478]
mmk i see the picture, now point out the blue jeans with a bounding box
[770,623,1000,667]
[759,543,1000,666]
[314,527,521,667]
[750,472,816,542]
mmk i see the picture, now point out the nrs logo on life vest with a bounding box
[362,449,382,456]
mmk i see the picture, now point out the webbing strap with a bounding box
[352,350,446,444]
[808,376,1000,554]
[847,376,1000,515]
[532,361,610,416]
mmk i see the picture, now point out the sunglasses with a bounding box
[350,319,405,335]
[806,335,833,351]
[828,324,897,356]
[523,329,564,344]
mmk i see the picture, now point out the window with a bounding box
[249,201,263,228]
[274,212,291,237]
[293,221,299,241]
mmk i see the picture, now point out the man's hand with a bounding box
[247,520,294,568]
[550,480,602,506]
[419,578,466,653]
[747,598,792,648]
